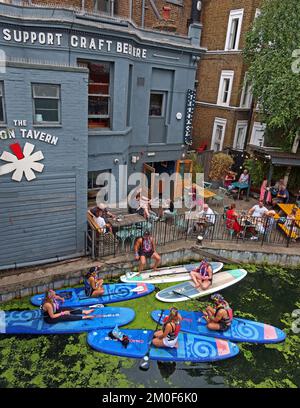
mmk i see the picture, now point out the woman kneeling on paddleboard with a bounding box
[84,266,104,297]
[152,307,182,349]
[204,293,233,331]
[190,259,213,291]
[42,290,94,323]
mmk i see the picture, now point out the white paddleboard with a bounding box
[120,262,224,284]
[155,269,247,302]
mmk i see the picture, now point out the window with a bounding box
[32,84,60,124]
[149,92,165,116]
[225,9,244,51]
[211,118,227,152]
[0,82,5,124]
[250,122,266,147]
[88,169,111,201]
[94,0,110,13]
[233,121,248,150]
[217,71,234,106]
[240,73,252,108]
[80,60,111,128]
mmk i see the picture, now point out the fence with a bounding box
[87,212,299,259]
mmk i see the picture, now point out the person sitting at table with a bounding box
[248,200,268,219]
[255,210,276,236]
[187,183,204,210]
[190,259,213,291]
[224,171,236,189]
[93,207,113,234]
[272,184,289,207]
[194,204,216,235]
[163,199,175,218]
[228,169,249,198]
[283,208,299,238]
[225,203,243,237]
[91,203,116,221]
[134,230,161,273]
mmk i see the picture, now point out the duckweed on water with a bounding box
[0,264,299,388]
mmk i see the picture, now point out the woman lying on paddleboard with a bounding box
[152,307,182,349]
[84,266,104,297]
[42,289,94,323]
[190,259,213,291]
[203,293,233,331]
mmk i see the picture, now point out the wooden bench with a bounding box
[87,210,103,234]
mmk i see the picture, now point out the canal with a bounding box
[0,263,299,388]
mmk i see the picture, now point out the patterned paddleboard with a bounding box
[151,310,286,344]
[120,262,224,284]
[87,329,239,362]
[155,269,247,302]
[0,307,135,335]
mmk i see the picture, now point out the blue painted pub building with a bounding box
[0,2,203,269]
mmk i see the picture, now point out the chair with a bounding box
[204,181,212,189]
[224,218,235,239]
[212,187,227,207]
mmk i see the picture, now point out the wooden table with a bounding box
[201,189,216,199]
[110,213,146,228]
[277,204,300,227]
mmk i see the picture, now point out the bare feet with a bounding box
[83,309,94,315]
[82,315,95,320]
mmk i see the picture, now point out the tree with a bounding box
[209,153,234,181]
[243,0,300,150]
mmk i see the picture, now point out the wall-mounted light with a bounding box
[197,1,202,12]
[147,152,156,157]
[114,158,119,164]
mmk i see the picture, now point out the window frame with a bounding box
[217,70,234,106]
[149,91,166,118]
[233,120,248,150]
[32,83,61,125]
[79,60,112,129]
[240,72,253,108]
[0,82,6,124]
[225,9,244,51]
[250,122,266,147]
[211,117,227,152]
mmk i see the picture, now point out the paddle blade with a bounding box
[139,355,150,371]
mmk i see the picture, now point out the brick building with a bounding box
[192,0,264,154]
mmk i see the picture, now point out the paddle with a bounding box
[172,290,199,302]
[139,309,165,371]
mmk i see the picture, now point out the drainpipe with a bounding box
[129,0,133,20]
[190,0,201,24]
[81,0,85,14]
[142,0,145,28]
[111,0,115,17]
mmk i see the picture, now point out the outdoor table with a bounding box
[230,182,249,200]
[240,216,258,240]
[110,213,146,229]
[277,204,300,228]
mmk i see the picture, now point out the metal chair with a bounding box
[212,187,227,207]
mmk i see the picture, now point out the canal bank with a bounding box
[0,239,299,303]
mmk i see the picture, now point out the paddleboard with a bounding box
[155,269,247,302]
[0,307,135,335]
[31,283,155,308]
[120,262,224,284]
[151,310,286,344]
[87,329,239,362]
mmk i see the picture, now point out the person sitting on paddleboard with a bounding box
[84,266,104,297]
[203,293,233,331]
[152,307,182,349]
[134,230,161,274]
[42,289,94,324]
[190,259,213,291]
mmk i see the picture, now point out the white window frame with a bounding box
[211,118,227,152]
[250,122,266,147]
[225,9,244,51]
[233,121,248,150]
[217,70,234,106]
[240,72,253,108]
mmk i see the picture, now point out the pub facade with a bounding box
[0,2,203,269]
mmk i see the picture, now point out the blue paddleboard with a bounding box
[0,307,135,335]
[31,283,155,308]
[87,329,239,362]
[151,310,286,344]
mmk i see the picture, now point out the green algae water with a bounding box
[0,264,299,388]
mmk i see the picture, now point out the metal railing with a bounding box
[86,212,299,259]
